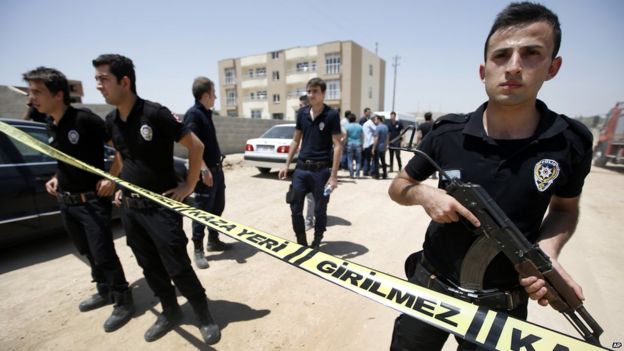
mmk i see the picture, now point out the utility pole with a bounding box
[391,55,400,112]
[375,42,378,55]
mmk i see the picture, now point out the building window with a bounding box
[257,91,267,100]
[251,109,262,119]
[227,111,238,117]
[272,113,284,120]
[325,53,341,74]
[250,92,255,100]
[226,89,236,106]
[296,62,309,72]
[271,51,280,59]
[368,86,373,99]
[272,71,280,80]
[248,69,254,78]
[273,94,281,104]
[369,64,373,76]
[311,61,317,71]
[326,80,341,100]
[225,68,236,84]
[256,67,266,77]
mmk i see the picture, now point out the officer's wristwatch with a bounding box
[201,167,209,177]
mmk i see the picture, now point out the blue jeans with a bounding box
[191,169,225,244]
[346,143,362,177]
[289,168,331,236]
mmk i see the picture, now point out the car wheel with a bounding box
[257,167,271,174]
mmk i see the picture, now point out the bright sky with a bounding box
[1,0,622,117]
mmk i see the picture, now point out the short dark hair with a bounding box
[22,67,70,105]
[299,94,308,102]
[344,110,351,118]
[484,2,561,61]
[390,111,396,117]
[192,76,214,100]
[347,113,357,123]
[364,107,371,113]
[306,77,326,92]
[375,114,384,122]
[92,54,137,94]
[424,112,433,121]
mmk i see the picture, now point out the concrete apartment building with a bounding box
[218,40,385,120]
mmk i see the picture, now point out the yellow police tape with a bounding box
[0,121,606,351]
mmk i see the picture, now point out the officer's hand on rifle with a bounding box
[520,257,585,307]
[421,186,481,227]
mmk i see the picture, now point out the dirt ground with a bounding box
[0,153,622,351]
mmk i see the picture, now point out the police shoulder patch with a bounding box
[534,159,560,192]
[67,130,80,144]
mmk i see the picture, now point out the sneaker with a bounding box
[194,250,209,269]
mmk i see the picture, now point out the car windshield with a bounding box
[261,125,295,139]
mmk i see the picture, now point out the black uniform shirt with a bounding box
[405,100,593,289]
[417,121,433,138]
[387,119,404,146]
[106,98,188,193]
[296,104,341,162]
[183,101,221,166]
[48,106,107,192]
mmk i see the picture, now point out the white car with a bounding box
[244,124,297,174]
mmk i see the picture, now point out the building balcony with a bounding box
[286,72,318,85]
[241,79,268,89]
[240,54,267,67]
[285,46,318,61]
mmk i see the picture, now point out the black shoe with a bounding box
[190,298,221,345]
[310,236,322,249]
[206,239,231,252]
[144,308,182,342]
[79,293,110,312]
[199,322,221,344]
[295,233,308,246]
[194,250,209,269]
[104,290,135,332]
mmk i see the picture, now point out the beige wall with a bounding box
[217,40,385,120]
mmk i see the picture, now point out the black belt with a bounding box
[123,193,157,209]
[414,255,524,311]
[297,160,330,171]
[57,191,98,205]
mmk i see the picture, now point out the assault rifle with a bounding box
[446,179,603,346]
[389,126,604,346]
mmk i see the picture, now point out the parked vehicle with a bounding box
[593,101,624,167]
[244,124,297,174]
[0,118,188,247]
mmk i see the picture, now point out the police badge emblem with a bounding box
[67,130,79,144]
[140,124,153,141]
[319,122,325,131]
[534,159,560,192]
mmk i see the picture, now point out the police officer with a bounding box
[183,76,230,270]
[387,3,592,349]
[23,67,133,332]
[279,78,343,249]
[92,54,220,344]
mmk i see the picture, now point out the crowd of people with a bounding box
[13,2,597,350]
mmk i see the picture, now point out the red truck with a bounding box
[594,101,624,167]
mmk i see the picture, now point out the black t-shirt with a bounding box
[106,98,188,193]
[296,104,342,162]
[417,121,433,138]
[404,100,593,289]
[386,119,404,146]
[183,102,221,166]
[48,106,107,192]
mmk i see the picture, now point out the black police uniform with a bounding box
[106,98,208,312]
[289,104,341,247]
[48,106,129,300]
[183,102,225,249]
[390,100,593,350]
[386,119,404,171]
